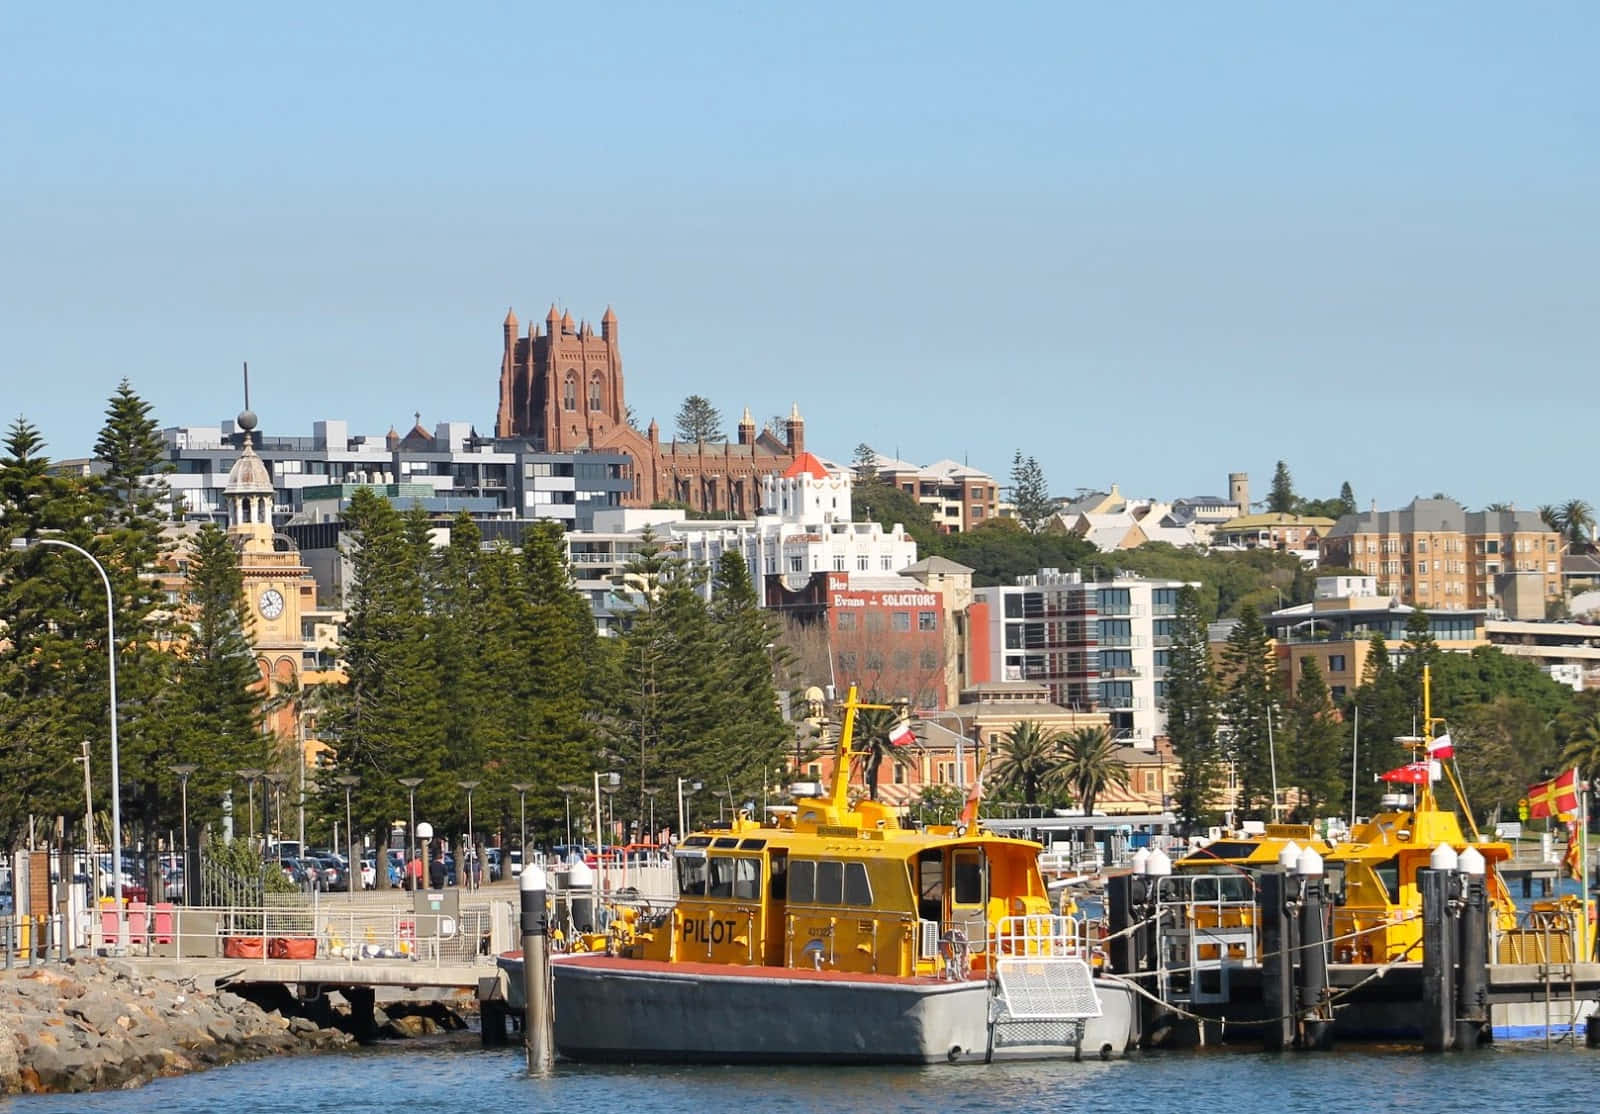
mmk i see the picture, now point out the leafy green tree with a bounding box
[1349,636,1410,815]
[1268,461,1296,514]
[90,382,177,865]
[855,477,940,552]
[1398,609,1442,721]
[708,551,790,809]
[1165,585,1219,830]
[989,721,1065,807]
[1454,697,1560,827]
[168,524,269,835]
[674,395,723,443]
[1287,658,1342,821]
[1061,725,1129,817]
[1009,451,1053,533]
[910,783,966,825]
[851,443,879,483]
[1219,605,1276,818]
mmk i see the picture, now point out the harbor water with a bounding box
[4,1034,1597,1114]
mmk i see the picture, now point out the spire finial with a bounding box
[237,361,258,435]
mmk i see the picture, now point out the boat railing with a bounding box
[991,914,1091,959]
[1495,901,1584,966]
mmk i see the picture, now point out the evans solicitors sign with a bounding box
[832,591,940,609]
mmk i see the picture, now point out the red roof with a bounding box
[783,452,830,480]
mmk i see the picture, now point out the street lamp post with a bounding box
[511,783,533,870]
[14,537,128,952]
[398,777,423,888]
[236,769,264,851]
[458,780,481,890]
[170,764,197,905]
[266,772,288,847]
[677,778,702,837]
[335,776,359,902]
[712,789,731,822]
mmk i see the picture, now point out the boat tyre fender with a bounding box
[947,1045,962,1063]
[1099,1043,1114,1061]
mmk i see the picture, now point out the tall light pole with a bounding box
[458,780,480,890]
[712,789,731,822]
[14,537,127,952]
[677,778,702,837]
[266,772,288,846]
[236,769,264,851]
[335,776,359,902]
[170,764,197,904]
[642,787,660,843]
[398,777,422,886]
[511,783,533,869]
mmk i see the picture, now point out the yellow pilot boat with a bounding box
[544,687,1136,1064]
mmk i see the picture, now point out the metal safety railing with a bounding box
[991,914,1092,959]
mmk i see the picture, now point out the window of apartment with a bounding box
[833,555,845,571]
[1331,686,1347,701]
[1417,539,1428,553]
[589,378,602,410]
[881,555,894,571]
[1329,654,1347,672]
[865,651,885,671]
[563,375,577,411]
[893,764,907,785]
[972,505,984,519]
[857,554,869,571]
[765,557,776,574]
[920,650,939,670]
[865,613,885,635]
[836,612,856,631]
[837,652,857,673]
[892,611,911,632]
[1486,540,1499,554]
[893,651,912,670]
[789,556,803,573]
[918,611,938,631]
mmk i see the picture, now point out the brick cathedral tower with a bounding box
[495,303,624,450]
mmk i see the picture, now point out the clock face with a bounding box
[258,588,285,620]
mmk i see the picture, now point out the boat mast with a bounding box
[829,685,863,815]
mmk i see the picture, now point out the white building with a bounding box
[566,453,919,634]
[971,569,1198,749]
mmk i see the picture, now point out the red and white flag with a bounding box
[1427,733,1455,760]
[888,721,915,748]
[958,769,984,827]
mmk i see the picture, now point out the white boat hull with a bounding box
[522,954,1134,1064]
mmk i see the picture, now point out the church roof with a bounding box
[782,451,830,480]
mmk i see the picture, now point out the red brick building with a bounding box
[768,571,948,710]
[495,305,804,512]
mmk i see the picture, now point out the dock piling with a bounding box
[1260,869,1295,1051]
[1454,847,1489,1049]
[520,864,554,1073]
[1294,848,1334,1050]
[1420,856,1457,1051]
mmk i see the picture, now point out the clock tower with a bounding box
[226,405,315,742]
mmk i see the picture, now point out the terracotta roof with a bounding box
[783,451,830,479]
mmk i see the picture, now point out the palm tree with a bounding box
[1560,712,1600,790]
[1560,499,1595,552]
[850,704,918,802]
[989,721,1066,808]
[1539,504,1562,533]
[1061,725,1130,818]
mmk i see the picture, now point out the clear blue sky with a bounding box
[3,2,1594,511]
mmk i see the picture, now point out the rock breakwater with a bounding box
[0,958,355,1095]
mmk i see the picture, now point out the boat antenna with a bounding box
[829,685,863,816]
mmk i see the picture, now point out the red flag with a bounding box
[957,770,983,828]
[1379,763,1431,785]
[1528,768,1580,820]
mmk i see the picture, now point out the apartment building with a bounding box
[1264,575,1487,701]
[969,570,1197,749]
[159,417,629,531]
[1319,498,1560,611]
[862,451,999,533]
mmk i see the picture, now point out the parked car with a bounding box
[359,858,377,890]
[307,855,347,892]
[509,850,524,877]
[484,848,504,882]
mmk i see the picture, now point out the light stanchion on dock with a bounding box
[521,864,554,1073]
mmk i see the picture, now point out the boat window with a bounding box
[844,861,872,906]
[676,854,707,897]
[917,852,943,921]
[734,857,761,900]
[768,850,788,900]
[708,856,736,898]
[739,838,767,850]
[815,860,844,905]
[714,837,740,849]
[682,836,713,848]
[1373,857,1400,901]
[789,860,815,902]
[952,850,983,906]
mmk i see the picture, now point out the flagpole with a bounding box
[1582,779,1591,961]
[1349,703,1359,829]
[1267,703,1279,821]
